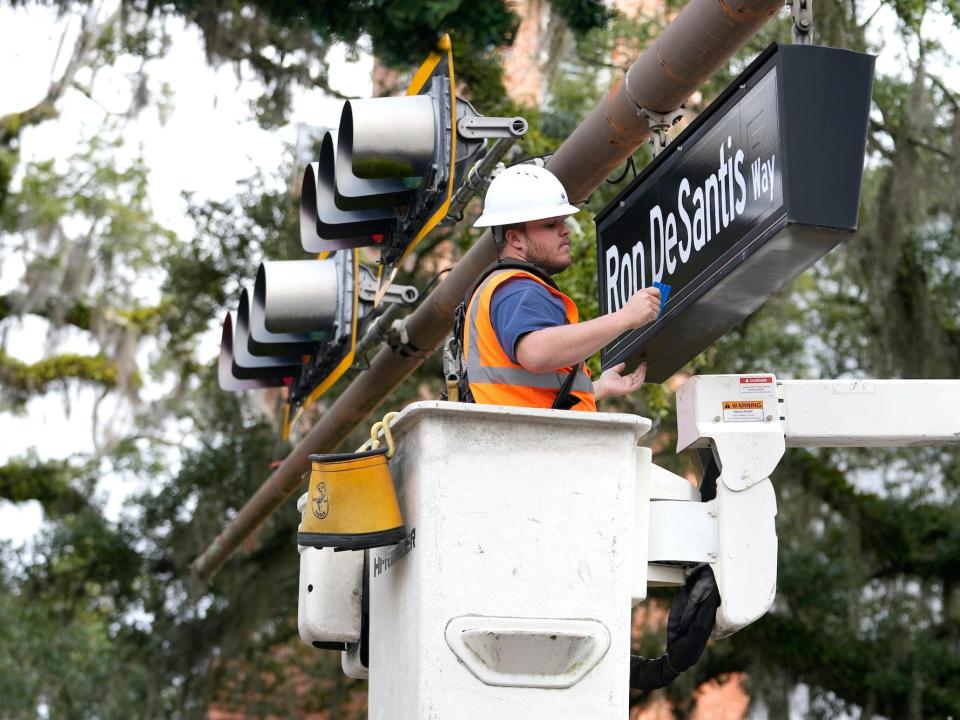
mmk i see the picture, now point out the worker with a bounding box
[462,163,661,410]
[455,163,721,692]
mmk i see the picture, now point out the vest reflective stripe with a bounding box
[464,268,597,411]
[468,362,595,393]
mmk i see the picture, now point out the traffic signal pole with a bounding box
[192,0,784,583]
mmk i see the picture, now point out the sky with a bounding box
[0,1,373,543]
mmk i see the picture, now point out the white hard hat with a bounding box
[473,164,580,227]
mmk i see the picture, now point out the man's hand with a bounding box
[617,287,661,331]
[593,362,647,401]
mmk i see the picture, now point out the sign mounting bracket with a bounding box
[637,106,686,157]
[623,72,686,157]
[786,0,813,45]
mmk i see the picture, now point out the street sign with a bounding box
[595,43,875,382]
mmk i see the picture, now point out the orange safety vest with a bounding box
[463,268,597,412]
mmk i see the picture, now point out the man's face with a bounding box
[510,215,573,274]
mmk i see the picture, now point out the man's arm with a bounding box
[515,286,661,373]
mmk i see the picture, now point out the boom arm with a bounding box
[661,375,960,636]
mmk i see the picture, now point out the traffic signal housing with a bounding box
[219,250,419,439]
[299,35,527,294]
[219,251,357,437]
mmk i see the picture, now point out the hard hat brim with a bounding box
[473,202,581,228]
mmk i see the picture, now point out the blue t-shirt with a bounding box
[489,278,567,364]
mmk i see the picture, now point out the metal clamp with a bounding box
[354,267,421,363]
[443,116,529,225]
[638,106,686,157]
[623,72,686,157]
[355,302,404,358]
[786,0,813,45]
[358,266,419,306]
[457,115,528,140]
[385,317,432,359]
[441,337,460,401]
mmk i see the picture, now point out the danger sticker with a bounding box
[722,400,765,422]
[739,376,775,396]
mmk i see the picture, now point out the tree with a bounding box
[3,0,960,715]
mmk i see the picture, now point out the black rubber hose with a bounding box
[630,564,722,690]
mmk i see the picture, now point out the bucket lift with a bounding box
[295,375,960,718]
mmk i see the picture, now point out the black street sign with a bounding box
[595,43,875,382]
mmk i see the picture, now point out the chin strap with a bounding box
[630,564,721,690]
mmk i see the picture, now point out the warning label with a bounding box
[739,376,775,396]
[722,400,765,423]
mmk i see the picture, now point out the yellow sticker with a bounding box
[722,400,765,423]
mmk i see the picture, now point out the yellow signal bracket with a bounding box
[282,250,361,440]
[401,34,457,266]
[406,34,451,97]
[371,34,458,305]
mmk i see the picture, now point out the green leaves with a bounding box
[0,349,124,408]
[0,456,86,515]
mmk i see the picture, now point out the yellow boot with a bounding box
[297,447,406,550]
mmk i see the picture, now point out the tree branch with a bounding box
[0,458,87,516]
[0,349,126,406]
[0,293,93,330]
[0,4,122,146]
[929,73,960,110]
[906,134,953,160]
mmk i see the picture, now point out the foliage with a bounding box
[1,0,960,717]
[0,350,123,409]
[0,455,86,515]
[1,135,175,424]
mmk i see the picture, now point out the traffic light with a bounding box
[220,287,302,389]
[219,250,419,439]
[250,254,348,356]
[300,137,396,253]
[298,34,528,298]
[219,250,357,436]
[222,35,524,437]
[218,309,296,392]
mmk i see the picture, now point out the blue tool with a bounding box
[652,282,671,316]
